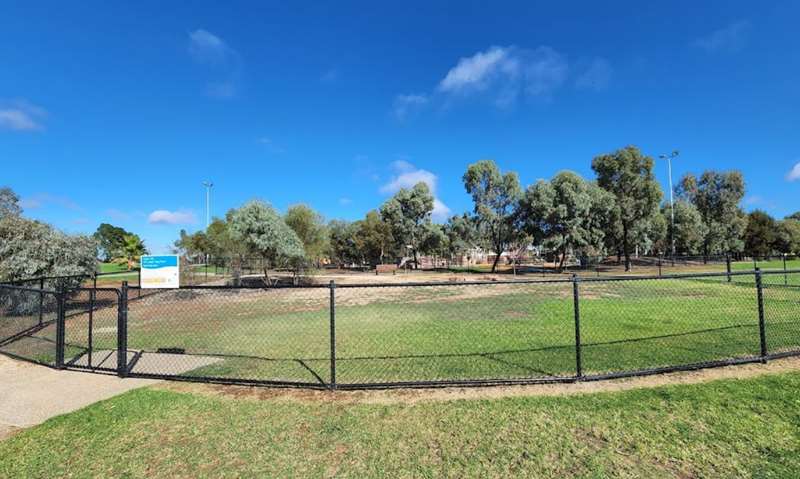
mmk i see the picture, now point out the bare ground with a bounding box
[154,355,800,405]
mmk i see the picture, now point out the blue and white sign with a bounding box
[140,255,180,289]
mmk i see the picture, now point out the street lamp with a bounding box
[202,181,213,228]
[659,151,679,257]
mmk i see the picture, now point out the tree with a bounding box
[786,212,800,221]
[519,171,613,271]
[0,215,97,290]
[662,201,706,255]
[113,233,148,271]
[284,204,329,267]
[677,171,747,258]
[379,182,434,269]
[0,187,21,219]
[592,146,663,271]
[93,223,131,262]
[775,220,800,255]
[354,210,394,266]
[744,210,777,258]
[328,219,360,266]
[229,200,305,283]
[462,160,522,273]
[443,214,480,264]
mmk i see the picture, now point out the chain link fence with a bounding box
[2,269,800,389]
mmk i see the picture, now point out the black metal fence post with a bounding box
[55,287,66,369]
[38,277,44,326]
[117,281,129,377]
[784,254,788,286]
[572,274,583,379]
[755,269,767,363]
[329,280,337,390]
[88,287,95,368]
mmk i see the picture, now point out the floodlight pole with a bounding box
[202,181,213,267]
[659,151,679,258]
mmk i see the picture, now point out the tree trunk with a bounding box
[559,247,567,273]
[491,250,501,273]
[622,224,632,272]
[413,248,419,270]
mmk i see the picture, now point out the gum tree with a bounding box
[462,160,522,273]
[592,146,663,271]
[380,182,434,269]
[229,200,305,284]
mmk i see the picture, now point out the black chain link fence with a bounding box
[2,269,800,389]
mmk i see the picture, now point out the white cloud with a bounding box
[437,45,567,106]
[392,94,428,120]
[148,209,197,225]
[380,161,451,221]
[339,197,352,206]
[575,57,613,91]
[0,100,47,131]
[188,29,241,98]
[693,21,751,53]
[19,193,79,210]
[786,162,800,182]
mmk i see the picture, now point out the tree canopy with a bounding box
[284,204,330,266]
[462,160,522,272]
[379,182,434,269]
[229,200,305,279]
[592,146,663,271]
[744,210,777,258]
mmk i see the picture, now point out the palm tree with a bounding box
[114,234,148,271]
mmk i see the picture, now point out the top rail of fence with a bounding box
[0,283,60,294]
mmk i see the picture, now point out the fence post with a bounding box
[658,256,662,277]
[55,287,66,369]
[38,277,44,326]
[726,255,732,283]
[88,287,95,368]
[755,269,767,363]
[329,280,337,390]
[572,274,583,379]
[784,254,788,286]
[117,281,129,377]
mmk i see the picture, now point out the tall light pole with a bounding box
[202,181,213,228]
[659,151,679,257]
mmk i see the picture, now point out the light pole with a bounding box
[202,181,213,228]
[202,181,213,268]
[659,151,679,258]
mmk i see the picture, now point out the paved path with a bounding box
[0,354,158,440]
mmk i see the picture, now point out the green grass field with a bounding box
[2,370,800,477]
[2,273,793,386]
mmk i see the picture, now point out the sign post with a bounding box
[140,255,180,289]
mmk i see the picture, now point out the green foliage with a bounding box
[111,233,148,271]
[328,219,360,266]
[663,200,707,255]
[775,220,800,255]
[0,186,21,219]
[93,223,131,262]
[462,160,522,272]
[229,200,305,272]
[520,171,613,269]
[744,210,777,257]
[380,182,435,268]
[0,215,97,284]
[443,214,480,259]
[354,211,395,266]
[786,212,800,221]
[284,204,330,265]
[678,170,747,256]
[592,146,663,270]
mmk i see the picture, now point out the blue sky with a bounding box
[2,1,799,253]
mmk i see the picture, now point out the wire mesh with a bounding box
[0,286,60,365]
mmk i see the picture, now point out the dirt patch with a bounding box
[153,356,800,405]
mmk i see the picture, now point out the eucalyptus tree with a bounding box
[379,182,434,269]
[229,200,305,283]
[592,146,663,271]
[677,170,747,258]
[661,200,706,255]
[519,171,613,271]
[284,204,330,267]
[462,160,522,273]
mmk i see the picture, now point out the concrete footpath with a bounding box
[0,354,158,440]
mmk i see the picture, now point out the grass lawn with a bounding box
[3,274,795,387]
[2,370,800,477]
[98,262,128,274]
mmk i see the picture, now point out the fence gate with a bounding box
[62,287,133,374]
